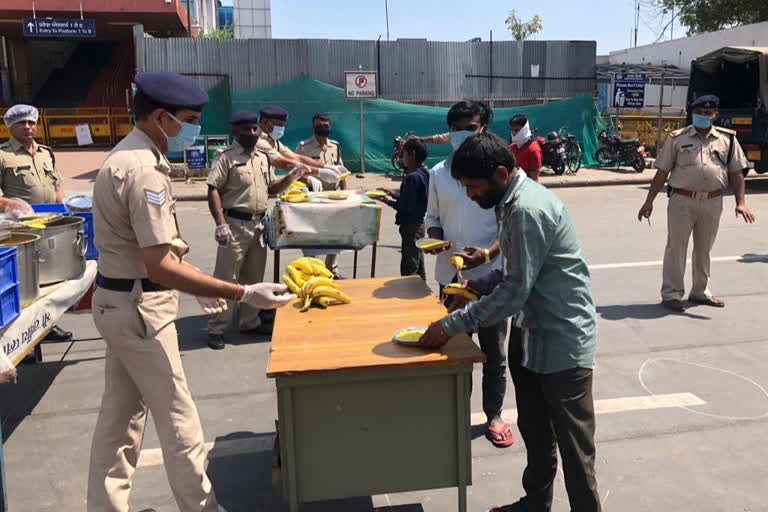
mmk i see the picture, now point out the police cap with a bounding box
[4,104,39,127]
[259,105,289,121]
[229,111,259,125]
[133,72,209,109]
[689,94,719,110]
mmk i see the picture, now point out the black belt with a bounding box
[224,209,263,221]
[96,273,168,293]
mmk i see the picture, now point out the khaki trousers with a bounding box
[88,285,218,512]
[661,193,723,301]
[208,216,267,335]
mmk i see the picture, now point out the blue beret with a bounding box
[229,111,259,125]
[690,94,719,110]
[134,72,208,109]
[259,105,288,121]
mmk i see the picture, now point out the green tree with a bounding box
[656,0,768,34]
[200,26,234,39]
[505,9,543,41]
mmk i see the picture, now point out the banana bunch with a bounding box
[281,257,351,312]
[449,255,464,279]
[280,189,310,203]
[289,181,306,189]
[442,283,479,301]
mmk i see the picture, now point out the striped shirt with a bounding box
[441,171,597,374]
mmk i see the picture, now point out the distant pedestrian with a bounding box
[638,94,755,312]
[373,138,430,279]
[508,114,542,181]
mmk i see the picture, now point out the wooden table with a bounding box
[267,276,486,512]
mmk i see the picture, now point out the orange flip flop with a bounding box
[486,422,515,448]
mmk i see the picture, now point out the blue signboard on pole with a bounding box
[23,18,96,38]
[613,73,647,108]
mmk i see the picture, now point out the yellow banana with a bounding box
[311,286,351,304]
[290,259,316,275]
[289,181,306,188]
[301,277,337,297]
[449,255,464,278]
[299,294,314,312]
[417,239,447,250]
[286,265,307,287]
[442,283,479,301]
[315,296,340,308]
[311,262,334,278]
[282,274,301,295]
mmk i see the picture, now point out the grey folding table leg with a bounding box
[1,420,7,511]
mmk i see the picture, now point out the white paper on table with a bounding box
[75,123,93,146]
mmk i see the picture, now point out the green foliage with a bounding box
[656,0,768,34]
[505,9,543,41]
[200,26,233,39]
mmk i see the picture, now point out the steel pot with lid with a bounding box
[0,233,41,307]
[12,216,86,285]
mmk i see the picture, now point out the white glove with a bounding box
[328,164,349,176]
[287,164,311,182]
[4,198,33,218]
[239,283,296,310]
[196,296,228,315]
[306,176,323,192]
[318,167,341,187]
[215,224,231,246]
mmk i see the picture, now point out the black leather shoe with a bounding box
[207,334,226,350]
[138,509,158,512]
[44,326,73,342]
[332,272,346,280]
[662,299,685,312]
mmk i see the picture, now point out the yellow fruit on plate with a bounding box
[442,283,479,301]
[289,181,306,189]
[396,328,426,342]
[365,190,387,198]
[337,171,351,179]
[329,194,348,200]
[417,239,447,250]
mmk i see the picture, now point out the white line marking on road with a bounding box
[590,254,768,270]
[470,392,706,426]
[638,358,768,421]
[137,392,705,469]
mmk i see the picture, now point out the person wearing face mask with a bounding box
[294,112,348,278]
[205,111,308,349]
[508,114,542,181]
[638,94,755,312]
[423,100,514,448]
[87,73,296,512]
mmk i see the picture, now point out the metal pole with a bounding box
[489,29,493,105]
[186,0,192,37]
[670,7,674,40]
[384,0,390,41]
[359,99,366,173]
[656,71,665,152]
[634,1,639,47]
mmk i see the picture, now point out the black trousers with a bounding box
[508,326,601,512]
[399,223,425,280]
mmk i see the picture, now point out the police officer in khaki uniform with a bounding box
[638,94,755,312]
[1,104,73,342]
[295,112,348,278]
[206,111,309,350]
[87,72,295,512]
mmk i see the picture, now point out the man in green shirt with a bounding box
[420,132,601,512]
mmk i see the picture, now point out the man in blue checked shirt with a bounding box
[420,131,601,512]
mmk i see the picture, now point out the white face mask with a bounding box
[510,121,532,146]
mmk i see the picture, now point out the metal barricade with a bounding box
[111,106,133,143]
[614,114,686,153]
[43,107,112,147]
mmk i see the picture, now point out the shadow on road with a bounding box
[207,431,424,511]
[176,313,272,352]
[597,303,710,321]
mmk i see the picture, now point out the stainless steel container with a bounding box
[0,233,41,307]
[14,216,86,285]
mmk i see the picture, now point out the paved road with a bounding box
[2,181,768,511]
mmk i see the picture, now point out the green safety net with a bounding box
[200,77,233,138]
[211,75,604,173]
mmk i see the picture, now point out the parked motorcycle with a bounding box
[389,131,414,174]
[534,131,567,176]
[595,130,647,172]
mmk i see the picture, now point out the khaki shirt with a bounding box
[256,131,295,161]
[0,137,62,203]
[206,140,274,214]
[295,136,344,167]
[432,132,451,145]
[93,127,189,278]
[656,125,748,191]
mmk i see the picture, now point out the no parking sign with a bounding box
[345,71,377,98]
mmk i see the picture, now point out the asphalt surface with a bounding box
[2,180,768,511]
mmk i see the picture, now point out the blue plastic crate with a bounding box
[0,246,18,292]
[31,203,68,214]
[0,284,20,329]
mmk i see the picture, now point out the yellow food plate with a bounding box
[20,213,62,224]
[289,181,306,188]
[329,194,348,200]
[365,190,387,198]
[337,171,351,180]
[416,237,450,251]
[393,327,427,346]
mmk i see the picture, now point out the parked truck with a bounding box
[688,46,768,174]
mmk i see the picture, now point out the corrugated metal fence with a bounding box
[144,38,596,103]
